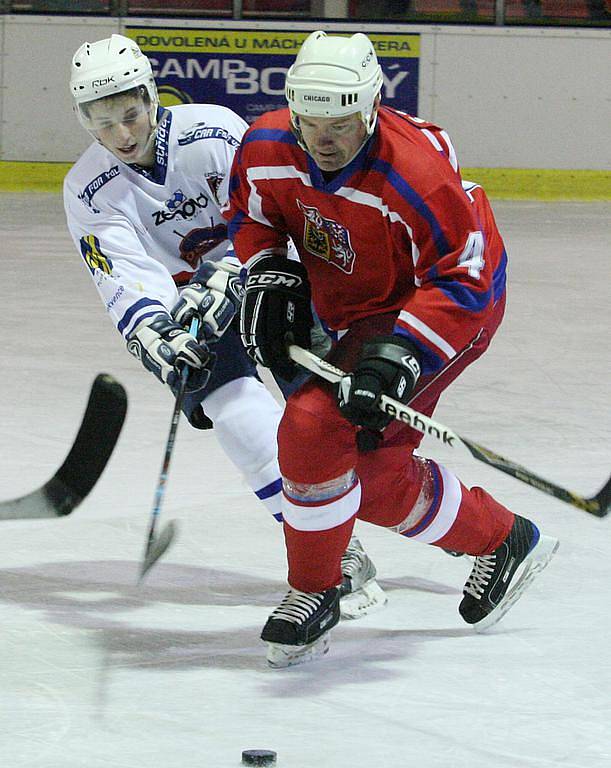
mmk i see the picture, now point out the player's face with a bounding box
[297,113,368,172]
[86,93,155,166]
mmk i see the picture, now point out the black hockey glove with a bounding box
[240,255,313,381]
[338,335,421,432]
[127,314,216,397]
[172,261,244,344]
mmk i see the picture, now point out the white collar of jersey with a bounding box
[128,107,172,185]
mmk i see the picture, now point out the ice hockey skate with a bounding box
[339,536,388,619]
[261,587,341,668]
[459,514,559,632]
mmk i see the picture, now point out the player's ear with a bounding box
[367,96,381,133]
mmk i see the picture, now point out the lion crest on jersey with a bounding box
[297,200,356,274]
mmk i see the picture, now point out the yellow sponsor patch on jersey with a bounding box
[80,234,113,275]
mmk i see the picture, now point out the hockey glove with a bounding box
[240,255,313,381]
[172,261,244,344]
[127,314,215,396]
[338,335,421,431]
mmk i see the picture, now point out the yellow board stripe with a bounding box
[461,168,611,201]
[0,161,609,201]
[125,28,421,57]
[0,162,70,193]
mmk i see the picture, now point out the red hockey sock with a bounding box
[358,455,515,556]
[284,516,355,593]
[433,484,514,555]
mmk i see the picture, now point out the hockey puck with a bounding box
[241,749,277,766]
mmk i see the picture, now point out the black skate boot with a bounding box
[339,536,388,619]
[459,514,559,631]
[261,587,340,668]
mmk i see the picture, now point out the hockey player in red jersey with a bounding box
[224,30,559,668]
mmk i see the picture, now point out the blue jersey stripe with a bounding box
[227,209,246,242]
[428,265,492,313]
[403,461,443,537]
[243,128,297,146]
[393,326,446,375]
[493,249,508,301]
[228,167,241,196]
[370,158,451,256]
[117,298,166,336]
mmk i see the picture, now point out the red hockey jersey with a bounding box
[224,106,507,374]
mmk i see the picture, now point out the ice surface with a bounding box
[0,194,609,767]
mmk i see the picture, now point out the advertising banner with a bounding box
[126,28,420,123]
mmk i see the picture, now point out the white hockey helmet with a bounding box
[70,34,158,130]
[286,31,383,133]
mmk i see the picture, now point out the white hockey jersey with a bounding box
[64,103,247,340]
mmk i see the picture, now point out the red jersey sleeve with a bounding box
[224,127,293,267]
[386,117,507,374]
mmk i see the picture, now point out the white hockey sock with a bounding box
[202,377,284,521]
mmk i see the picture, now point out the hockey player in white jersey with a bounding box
[63,34,385,619]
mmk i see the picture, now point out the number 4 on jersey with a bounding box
[458,231,485,279]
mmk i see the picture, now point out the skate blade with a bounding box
[474,534,559,633]
[340,579,388,620]
[265,634,331,669]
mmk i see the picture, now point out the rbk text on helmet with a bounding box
[70,34,159,134]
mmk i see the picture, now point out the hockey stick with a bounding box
[0,374,127,520]
[139,317,200,580]
[216,259,610,515]
[288,344,610,518]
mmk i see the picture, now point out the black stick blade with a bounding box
[0,373,127,520]
[49,373,128,513]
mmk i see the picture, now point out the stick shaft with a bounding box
[288,344,609,517]
[218,258,609,517]
[144,318,199,551]
[144,366,188,550]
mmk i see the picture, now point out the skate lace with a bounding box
[268,590,325,626]
[464,554,497,600]
[341,543,364,579]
